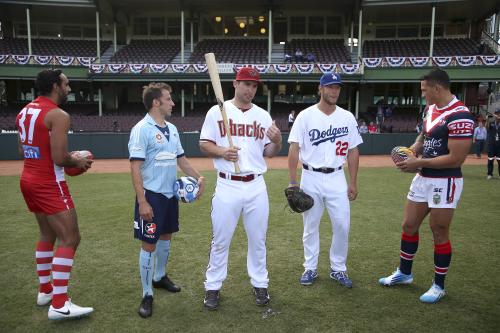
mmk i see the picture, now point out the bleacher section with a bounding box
[285,39,350,63]
[0,37,110,57]
[110,39,180,63]
[189,39,267,63]
[363,38,495,57]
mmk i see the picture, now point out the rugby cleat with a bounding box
[420,283,446,304]
[37,291,52,306]
[330,270,353,288]
[379,268,414,286]
[300,269,318,286]
[48,299,93,320]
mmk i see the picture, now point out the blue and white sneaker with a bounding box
[420,283,446,303]
[300,269,318,286]
[379,268,413,286]
[329,270,353,288]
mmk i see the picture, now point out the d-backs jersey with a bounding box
[288,104,363,168]
[15,96,65,183]
[421,97,474,177]
[200,101,272,174]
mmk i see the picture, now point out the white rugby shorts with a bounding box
[407,173,463,209]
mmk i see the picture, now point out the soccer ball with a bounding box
[173,176,199,203]
[390,146,415,165]
[64,150,94,177]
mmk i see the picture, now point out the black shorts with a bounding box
[487,143,500,158]
[133,190,179,244]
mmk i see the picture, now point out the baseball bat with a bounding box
[204,52,240,173]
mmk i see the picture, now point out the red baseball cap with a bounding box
[236,67,260,82]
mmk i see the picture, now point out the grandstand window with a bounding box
[290,17,306,35]
[326,17,342,34]
[62,26,82,38]
[397,25,418,38]
[421,24,444,37]
[167,17,181,36]
[375,26,396,38]
[133,17,148,35]
[150,17,165,36]
[308,17,324,35]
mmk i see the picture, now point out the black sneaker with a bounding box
[253,287,270,306]
[152,275,181,293]
[204,290,220,310]
[138,295,153,318]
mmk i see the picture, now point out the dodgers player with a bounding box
[288,72,362,288]
[199,67,282,310]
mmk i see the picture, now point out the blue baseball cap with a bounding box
[320,72,343,86]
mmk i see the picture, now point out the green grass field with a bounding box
[0,166,498,332]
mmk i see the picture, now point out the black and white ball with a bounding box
[173,176,199,203]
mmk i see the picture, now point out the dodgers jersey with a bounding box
[421,96,474,178]
[288,104,363,168]
[200,101,272,174]
[15,96,65,183]
[128,113,184,197]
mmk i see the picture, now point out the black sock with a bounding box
[399,232,419,275]
[434,241,452,289]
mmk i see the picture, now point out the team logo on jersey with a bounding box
[155,133,164,144]
[309,125,348,146]
[423,137,443,156]
[145,223,157,235]
[218,119,266,140]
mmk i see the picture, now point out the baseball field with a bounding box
[0,157,498,332]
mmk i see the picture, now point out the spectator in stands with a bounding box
[294,49,304,62]
[288,110,296,129]
[385,102,395,118]
[473,121,487,158]
[478,42,486,55]
[113,120,119,132]
[358,120,368,134]
[284,53,292,63]
[376,98,385,125]
[368,121,378,134]
[306,53,316,63]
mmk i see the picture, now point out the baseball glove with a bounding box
[284,187,314,213]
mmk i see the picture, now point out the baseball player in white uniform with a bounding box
[199,67,282,310]
[288,72,362,288]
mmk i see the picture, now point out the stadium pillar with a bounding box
[267,86,272,115]
[98,88,102,117]
[494,12,499,44]
[190,21,194,53]
[357,9,363,63]
[96,11,101,63]
[350,19,354,53]
[113,23,117,53]
[181,11,185,64]
[181,89,185,117]
[355,89,359,119]
[268,10,273,64]
[428,5,436,66]
[26,8,32,56]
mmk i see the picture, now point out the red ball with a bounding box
[64,150,94,177]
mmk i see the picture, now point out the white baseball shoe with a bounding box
[37,292,52,306]
[48,299,93,320]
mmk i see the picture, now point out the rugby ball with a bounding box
[390,146,415,165]
[64,150,94,177]
[173,176,199,203]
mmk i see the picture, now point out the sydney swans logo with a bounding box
[309,125,349,146]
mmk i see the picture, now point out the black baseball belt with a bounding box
[302,164,343,174]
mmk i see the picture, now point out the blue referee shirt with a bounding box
[128,113,184,198]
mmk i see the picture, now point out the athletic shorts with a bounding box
[487,143,500,158]
[407,173,463,209]
[20,179,75,215]
[133,189,179,244]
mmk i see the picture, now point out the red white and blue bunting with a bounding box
[192,64,207,72]
[0,55,8,64]
[409,57,429,67]
[55,56,75,66]
[33,55,53,65]
[252,64,271,73]
[273,64,292,74]
[386,57,406,67]
[172,64,190,73]
[76,57,95,67]
[295,64,314,74]
[107,63,126,73]
[90,64,105,73]
[455,56,476,67]
[480,55,500,66]
[362,58,383,68]
[317,64,337,73]
[340,63,360,74]
[149,64,169,73]
[432,57,453,67]
[129,64,147,74]
[12,55,30,65]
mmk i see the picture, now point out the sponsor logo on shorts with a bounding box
[433,193,441,205]
[145,223,156,235]
[408,190,415,197]
[433,188,443,193]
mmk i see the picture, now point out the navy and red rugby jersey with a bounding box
[421,97,474,178]
[15,96,66,183]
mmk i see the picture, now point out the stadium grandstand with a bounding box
[0,0,499,157]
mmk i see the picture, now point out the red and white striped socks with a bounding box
[35,241,54,294]
[51,247,75,308]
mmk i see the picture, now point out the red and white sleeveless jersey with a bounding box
[15,96,65,183]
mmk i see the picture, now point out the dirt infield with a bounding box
[0,155,486,176]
